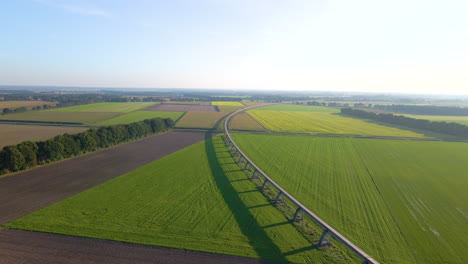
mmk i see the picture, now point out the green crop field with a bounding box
[0,111,121,125]
[251,104,339,112]
[399,114,468,126]
[175,112,227,129]
[232,133,468,264]
[96,111,184,126]
[0,124,87,148]
[230,112,265,131]
[247,110,426,137]
[212,101,244,106]
[217,105,244,112]
[47,102,157,112]
[4,135,356,263]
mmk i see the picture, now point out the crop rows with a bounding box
[247,110,425,137]
[4,135,356,263]
[232,133,468,264]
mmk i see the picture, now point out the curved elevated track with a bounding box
[224,104,379,264]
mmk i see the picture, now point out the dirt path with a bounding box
[0,229,279,264]
[0,131,211,225]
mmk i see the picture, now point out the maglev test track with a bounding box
[223,104,379,264]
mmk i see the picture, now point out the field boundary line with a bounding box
[224,104,380,264]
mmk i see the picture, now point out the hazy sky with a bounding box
[2,0,468,94]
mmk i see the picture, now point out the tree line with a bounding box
[372,104,468,116]
[341,108,468,139]
[0,117,174,175]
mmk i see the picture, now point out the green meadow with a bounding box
[232,133,468,264]
[4,135,356,263]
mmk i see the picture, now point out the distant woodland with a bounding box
[341,108,468,139]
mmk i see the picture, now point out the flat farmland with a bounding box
[241,101,266,106]
[47,102,157,112]
[0,111,121,125]
[175,112,227,129]
[0,131,209,224]
[399,114,468,125]
[96,111,184,126]
[0,229,283,264]
[212,101,244,106]
[165,101,205,105]
[230,112,265,131]
[0,101,56,109]
[232,133,468,264]
[217,105,244,112]
[251,104,339,112]
[4,135,355,264]
[0,124,87,148]
[247,110,426,137]
[144,104,217,112]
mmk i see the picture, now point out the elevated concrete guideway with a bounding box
[224,104,380,264]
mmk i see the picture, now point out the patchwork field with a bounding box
[144,104,217,112]
[251,104,339,112]
[0,101,56,109]
[241,101,266,106]
[229,112,265,131]
[47,102,157,112]
[217,105,244,112]
[399,114,468,125]
[96,111,184,126]
[175,112,227,129]
[165,101,207,105]
[212,101,244,106]
[0,124,87,148]
[0,111,121,125]
[247,110,425,137]
[232,133,468,264]
[4,135,355,263]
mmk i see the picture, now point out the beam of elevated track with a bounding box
[223,104,380,264]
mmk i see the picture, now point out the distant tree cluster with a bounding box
[341,108,468,139]
[1,105,51,115]
[0,117,174,175]
[373,104,468,116]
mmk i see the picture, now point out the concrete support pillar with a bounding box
[251,169,259,179]
[293,208,304,222]
[318,229,332,248]
[262,180,270,190]
[274,192,285,204]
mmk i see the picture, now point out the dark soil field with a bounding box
[144,104,217,112]
[0,229,279,264]
[0,131,210,225]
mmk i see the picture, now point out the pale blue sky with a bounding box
[1,0,467,94]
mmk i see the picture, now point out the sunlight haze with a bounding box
[2,0,467,94]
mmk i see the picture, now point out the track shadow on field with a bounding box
[204,132,288,263]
